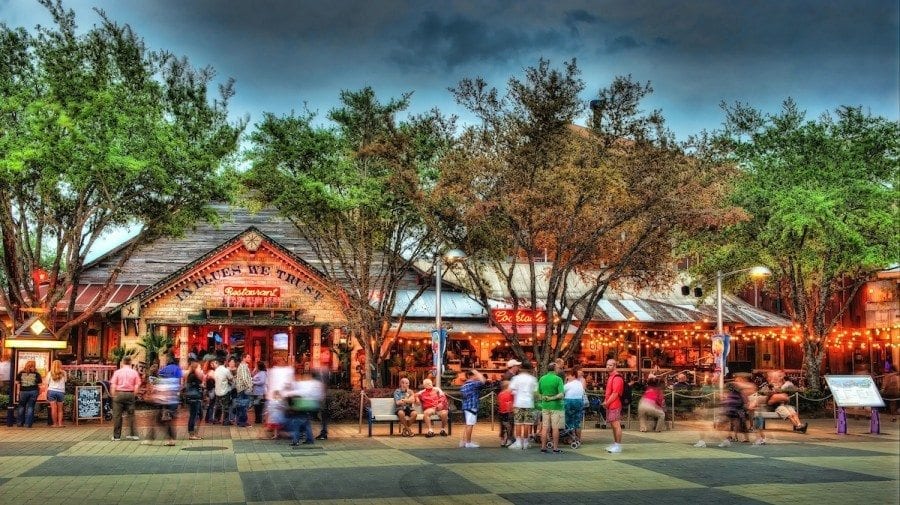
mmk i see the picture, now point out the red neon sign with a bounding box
[224,286,281,298]
[491,308,547,326]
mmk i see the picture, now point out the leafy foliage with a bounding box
[244,88,455,386]
[432,59,735,373]
[0,0,243,338]
[698,100,899,391]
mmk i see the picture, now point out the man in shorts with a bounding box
[604,359,624,453]
[508,361,538,450]
[767,370,807,433]
[393,377,418,436]
[538,361,566,453]
[458,368,486,448]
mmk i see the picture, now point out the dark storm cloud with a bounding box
[605,35,643,53]
[1,0,896,138]
[389,11,572,72]
[564,9,599,37]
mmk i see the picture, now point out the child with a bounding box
[497,380,514,447]
[265,391,286,439]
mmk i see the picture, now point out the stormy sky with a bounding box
[2,0,898,139]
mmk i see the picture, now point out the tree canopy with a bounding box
[0,0,243,338]
[243,87,455,386]
[704,99,899,391]
[432,59,735,373]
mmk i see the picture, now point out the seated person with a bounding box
[393,377,418,436]
[671,373,691,390]
[880,371,899,416]
[417,378,449,437]
[766,370,807,433]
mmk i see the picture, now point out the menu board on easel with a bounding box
[75,385,103,425]
[824,375,885,408]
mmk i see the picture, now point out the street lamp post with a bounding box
[716,266,772,392]
[434,249,467,389]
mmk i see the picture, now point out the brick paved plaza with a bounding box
[0,416,897,504]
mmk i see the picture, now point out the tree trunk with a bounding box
[803,338,826,394]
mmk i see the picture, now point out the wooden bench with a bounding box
[366,397,452,437]
[751,394,787,429]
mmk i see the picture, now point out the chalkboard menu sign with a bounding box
[75,385,103,425]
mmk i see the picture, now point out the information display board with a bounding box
[75,385,103,425]
[824,375,885,408]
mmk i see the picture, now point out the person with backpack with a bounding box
[603,359,625,453]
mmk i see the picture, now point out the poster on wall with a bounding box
[17,350,50,378]
[273,332,289,350]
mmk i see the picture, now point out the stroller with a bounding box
[588,394,609,429]
[555,427,582,449]
[98,380,113,421]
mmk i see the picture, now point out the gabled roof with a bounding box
[116,226,345,311]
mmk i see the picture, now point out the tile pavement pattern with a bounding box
[0,418,897,504]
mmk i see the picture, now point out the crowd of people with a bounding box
[7,348,815,453]
[106,351,329,446]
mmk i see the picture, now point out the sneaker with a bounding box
[754,438,767,445]
[465,442,480,448]
[522,441,530,450]
[693,440,707,448]
[795,422,808,434]
[439,430,448,437]
[508,440,523,450]
[315,433,327,440]
[125,435,140,441]
[425,431,436,438]
[718,439,732,448]
[606,443,622,453]
[552,449,562,454]
[189,435,202,440]
[111,437,121,441]
[458,440,466,448]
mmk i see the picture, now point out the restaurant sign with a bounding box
[491,308,547,326]
[224,286,281,298]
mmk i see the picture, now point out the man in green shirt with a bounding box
[538,361,566,453]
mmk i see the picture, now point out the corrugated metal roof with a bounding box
[587,297,708,324]
[391,290,487,318]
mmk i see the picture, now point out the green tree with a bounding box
[433,60,734,373]
[708,100,899,392]
[0,1,243,339]
[244,88,454,387]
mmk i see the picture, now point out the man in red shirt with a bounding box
[417,378,450,437]
[109,356,142,441]
[603,358,624,453]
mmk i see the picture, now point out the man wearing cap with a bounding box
[502,359,522,381]
[604,358,625,453]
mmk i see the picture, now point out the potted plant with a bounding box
[108,345,137,367]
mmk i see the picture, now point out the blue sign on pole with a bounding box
[431,328,448,379]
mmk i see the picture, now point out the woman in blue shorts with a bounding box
[47,360,67,427]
